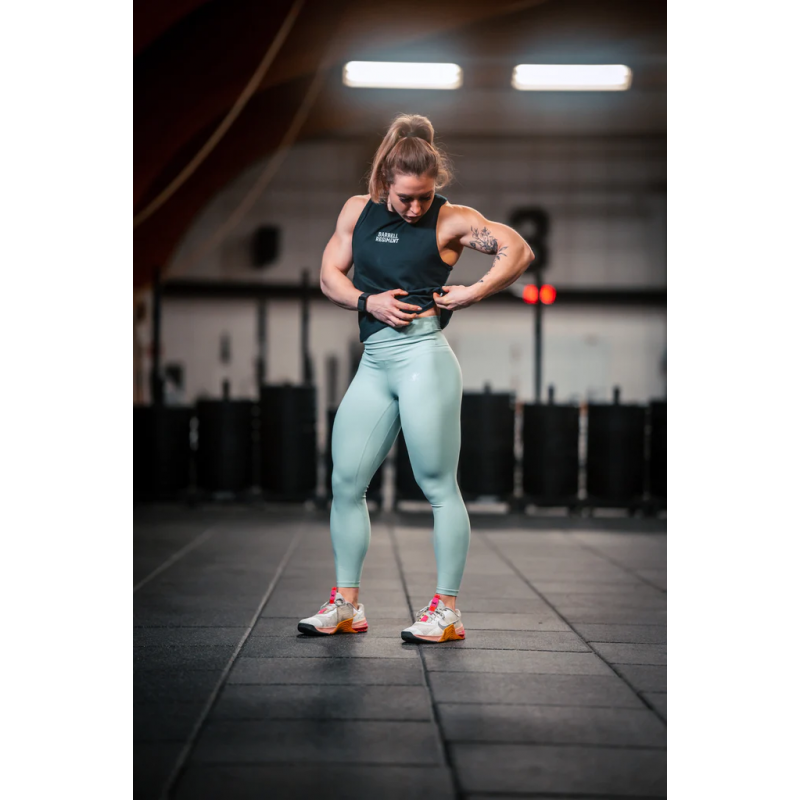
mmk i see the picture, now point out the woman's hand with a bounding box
[433,285,480,312]
[365,289,423,328]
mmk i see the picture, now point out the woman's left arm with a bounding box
[434,205,535,312]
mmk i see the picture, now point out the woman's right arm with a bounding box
[319,195,423,326]
[319,196,368,310]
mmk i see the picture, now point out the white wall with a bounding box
[137,135,667,438]
[167,135,666,291]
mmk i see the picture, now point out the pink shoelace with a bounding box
[416,593,443,623]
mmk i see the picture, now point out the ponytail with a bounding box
[367,114,453,202]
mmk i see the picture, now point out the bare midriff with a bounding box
[416,305,440,318]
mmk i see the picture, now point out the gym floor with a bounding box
[134,504,667,799]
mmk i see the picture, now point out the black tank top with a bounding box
[351,193,454,343]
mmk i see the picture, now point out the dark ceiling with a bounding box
[134,0,666,290]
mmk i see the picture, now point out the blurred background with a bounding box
[134,0,667,516]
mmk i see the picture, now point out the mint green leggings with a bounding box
[330,316,471,595]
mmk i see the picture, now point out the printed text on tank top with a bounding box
[352,193,458,342]
[382,197,459,317]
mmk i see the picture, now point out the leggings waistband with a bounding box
[363,316,444,351]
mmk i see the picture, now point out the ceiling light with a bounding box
[512,64,632,91]
[343,61,463,90]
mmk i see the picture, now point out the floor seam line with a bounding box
[388,520,463,800]
[565,532,667,595]
[134,525,219,593]
[159,528,305,800]
[477,531,667,726]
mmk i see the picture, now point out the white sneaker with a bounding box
[297,587,368,636]
[401,593,466,643]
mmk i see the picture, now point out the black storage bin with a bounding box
[586,398,646,508]
[133,405,192,499]
[648,400,667,506]
[260,384,317,501]
[196,399,255,493]
[522,403,580,506]
[458,390,515,501]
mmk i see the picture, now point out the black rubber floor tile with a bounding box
[635,569,667,590]
[134,645,234,671]
[613,664,667,693]
[227,657,423,685]
[506,555,613,570]
[557,607,667,625]
[281,565,341,577]
[135,589,262,611]
[421,649,615,676]
[134,670,221,704]
[572,624,667,644]
[160,562,276,580]
[463,796,660,800]
[433,559,517,576]
[439,703,666,746]
[133,607,256,627]
[276,580,405,596]
[191,719,443,765]
[429,672,644,707]
[522,570,647,585]
[571,531,666,547]
[147,570,274,590]
[532,580,649,593]
[240,635,417,659]
[506,553,621,567]
[395,566,438,579]
[134,627,246,646]
[408,576,536,599]
[452,743,667,796]
[512,557,630,572]
[281,559,335,572]
[413,630,590,652]
[134,702,204,741]
[592,643,667,665]
[210,684,431,721]
[465,613,571,631]
[545,592,667,610]
[642,692,667,719]
[174,764,454,800]
[134,742,183,800]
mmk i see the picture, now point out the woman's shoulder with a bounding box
[439,199,475,215]
[337,195,371,233]
[437,200,471,227]
[343,194,370,214]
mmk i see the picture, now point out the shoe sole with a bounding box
[401,623,466,644]
[297,619,368,636]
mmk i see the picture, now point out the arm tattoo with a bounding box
[469,226,499,254]
[476,244,508,284]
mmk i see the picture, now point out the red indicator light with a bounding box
[522,284,539,304]
[540,284,557,304]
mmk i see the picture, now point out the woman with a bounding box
[298,114,534,643]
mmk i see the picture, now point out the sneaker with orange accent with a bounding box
[401,594,466,643]
[297,587,368,636]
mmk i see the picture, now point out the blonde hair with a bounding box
[367,114,453,203]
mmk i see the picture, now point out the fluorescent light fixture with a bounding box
[512,64,632,91]
[343,61,463,90]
